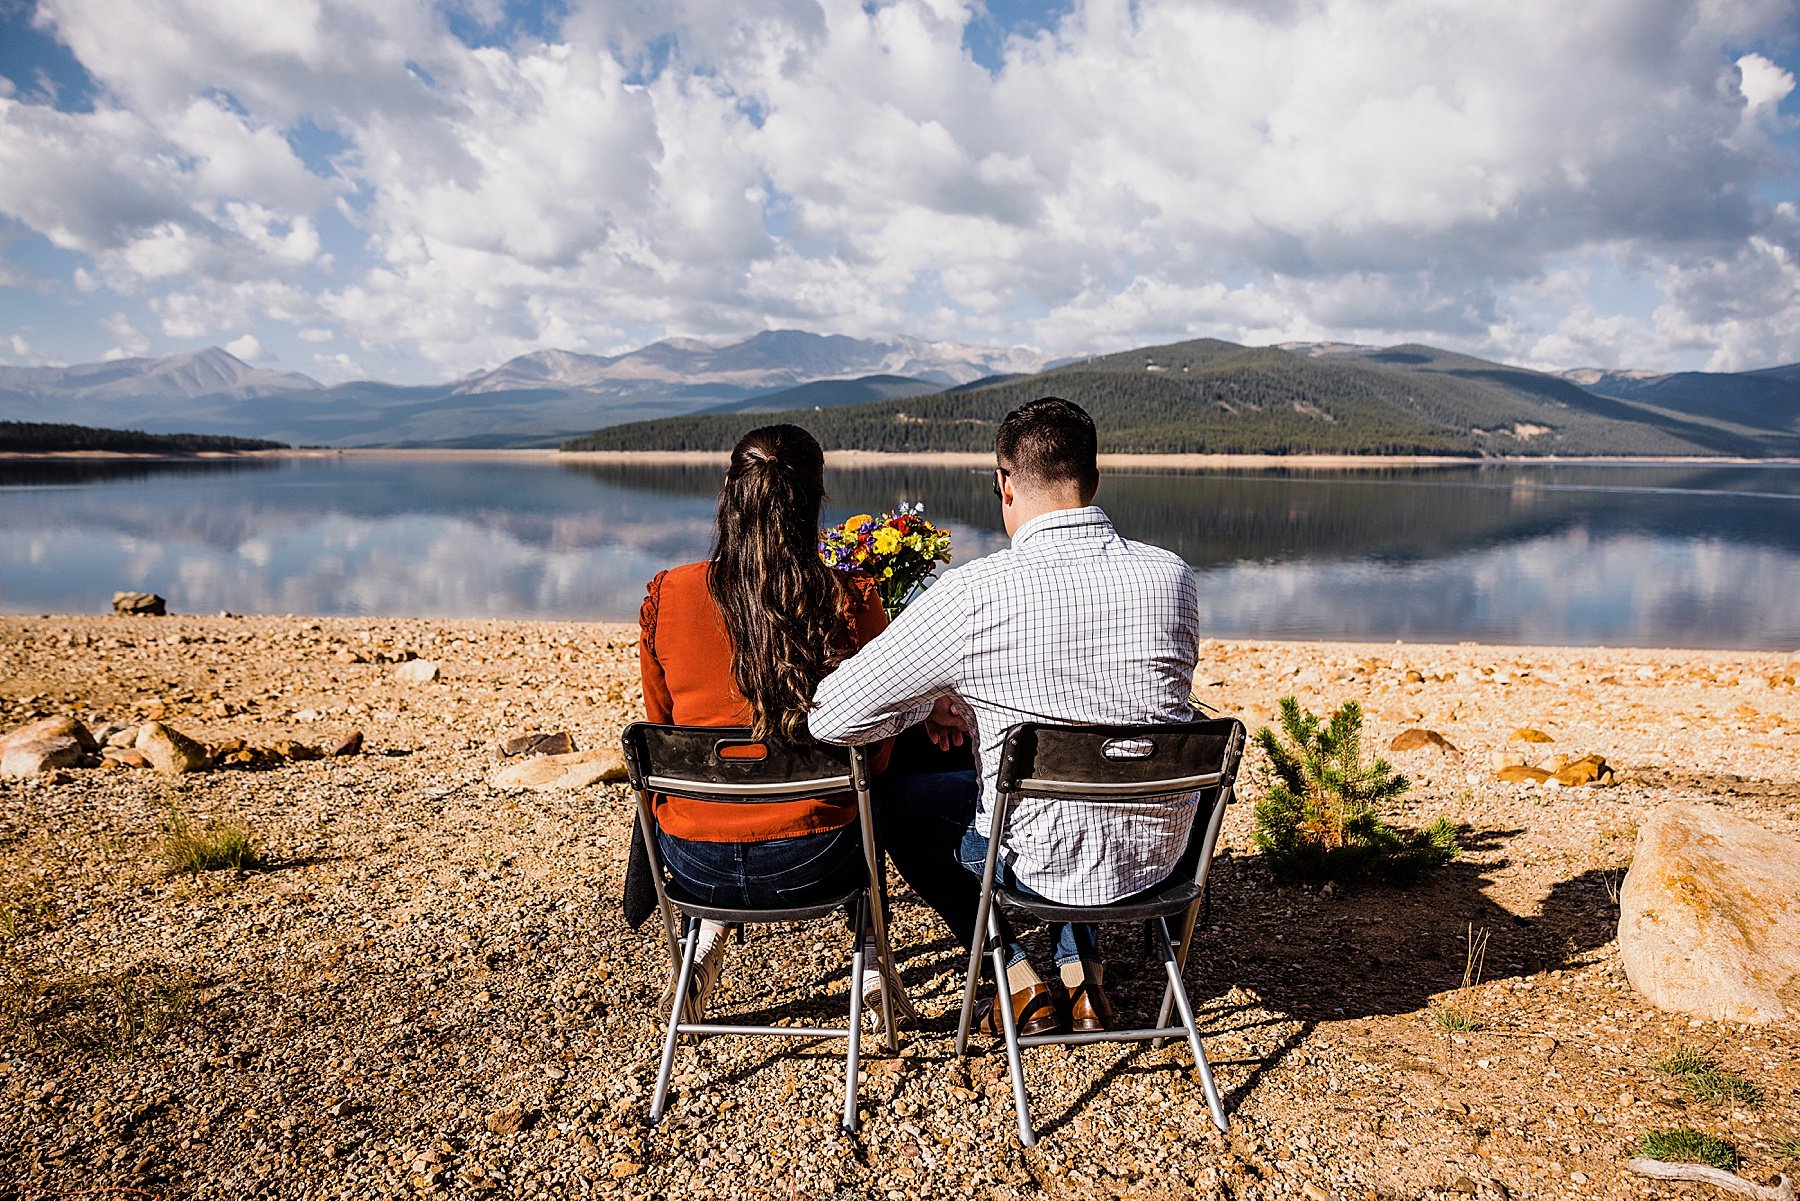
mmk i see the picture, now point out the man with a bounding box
[809,397,1202,1036]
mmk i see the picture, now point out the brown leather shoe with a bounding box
[976,981,1064,1037]
[1068,977,1115,1033]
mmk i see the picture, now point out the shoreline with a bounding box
[5,446,1798,468]
[2,613,1789,657]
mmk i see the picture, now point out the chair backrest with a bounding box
[622,722,870,803]
[994,719,1246,805]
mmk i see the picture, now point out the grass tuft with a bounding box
[1,966,195,1058]
[1634,1128,1738,1171]
[1434,923,1489,1032]
[159,813,264,877]
[1774,1136,1800,1162]
[1653,1047,1766,1107]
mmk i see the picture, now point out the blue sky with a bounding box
[1,0,1796,383]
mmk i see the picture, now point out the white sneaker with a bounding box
[859,955,920,1036]
[661,925,728,1025]
[680,936,727,1025]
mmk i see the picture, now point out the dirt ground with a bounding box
[1,614,1796,1201]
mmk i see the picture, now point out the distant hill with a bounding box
[0,421,288,454]
[564,338,1800,457]
[1560,365,1800,435]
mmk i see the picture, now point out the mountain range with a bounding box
[1,331,1796,455]
[0,332,1050,448]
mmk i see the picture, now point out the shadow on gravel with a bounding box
[994,825,1622,1133]
[248,854,335,874]
[1173,829,1620,1026]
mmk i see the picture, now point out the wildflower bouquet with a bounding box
[819,502,953,617]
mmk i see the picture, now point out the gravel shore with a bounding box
[2,614,1796,1200]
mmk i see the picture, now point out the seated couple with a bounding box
[638,398,1203,1036]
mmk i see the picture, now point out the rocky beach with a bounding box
[2,614,1797,1200]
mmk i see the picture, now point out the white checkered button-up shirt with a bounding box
[810,505,1202,906]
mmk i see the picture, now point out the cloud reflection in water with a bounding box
[0,457,1796,649]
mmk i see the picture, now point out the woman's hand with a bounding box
[924,696,970,751]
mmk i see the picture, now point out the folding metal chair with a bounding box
[952,718,1247,1146]
[621,722,900,1134]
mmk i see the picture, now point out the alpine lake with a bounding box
[2,454,1798,650]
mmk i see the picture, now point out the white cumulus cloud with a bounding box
[0,0,1795,376]
[224,333,268,361]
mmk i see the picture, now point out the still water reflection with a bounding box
[2,455,1797,648]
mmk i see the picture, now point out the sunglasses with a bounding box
[992,467,1010,500]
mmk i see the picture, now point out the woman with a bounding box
[638,423,912,1028]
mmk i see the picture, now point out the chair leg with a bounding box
[866,890,899,1055]
[650,916,702,1125]
[843,896,868,1135]
[1156,917,1226,1133]
[991,943,1036,1147]
[1155,895,1206,1040]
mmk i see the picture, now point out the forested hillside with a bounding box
[564,340,1794,457]
[0,422,288,454]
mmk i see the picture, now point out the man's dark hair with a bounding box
[994,396,1099,495]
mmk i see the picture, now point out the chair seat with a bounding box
[660,881,866,925]
[993,877,1203,924]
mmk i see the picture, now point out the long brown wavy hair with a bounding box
[708,425,850,742]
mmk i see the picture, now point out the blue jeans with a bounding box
[655,823,866,910]
[878,770,1097,970]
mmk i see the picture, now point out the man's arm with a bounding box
[809,572,970,745]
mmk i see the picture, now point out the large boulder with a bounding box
[490,749,626,792]
[2,716,98,754]
[1619,805,1800,1024]
[0,717,96,777]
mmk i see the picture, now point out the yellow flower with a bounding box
[872,527,902,555]
[845,514,873,531]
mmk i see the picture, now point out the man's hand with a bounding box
[924,696,970,751]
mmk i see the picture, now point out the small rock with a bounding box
[394,659,439,684]
[270,740,324,762]
[1450,1179,1479,1196]
[1509,727,1554,742]
[502,731,576,758]
[1619,804,1800,1024]
[484,1103,531,1135]
[134,721,209,774]
[330,730,364,757]
[111,591,166,615]
[1388,728,1459,754]
[105,725,138,748]
[1495,764,1552,784]
[1490,750,1524,770]
[103,748,150,769]
[1553,754,1610,787]
[490,749,627,792]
